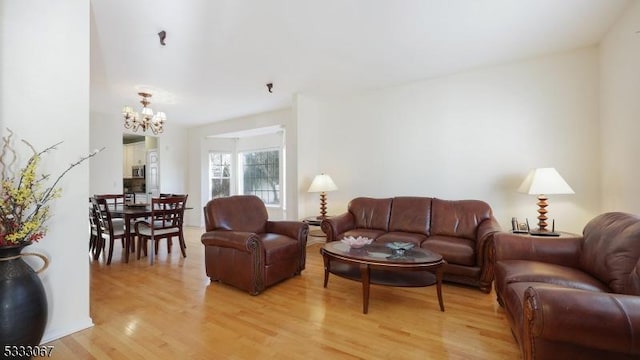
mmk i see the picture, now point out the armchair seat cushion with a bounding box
[260,234,300,264]
[422,235,475,266]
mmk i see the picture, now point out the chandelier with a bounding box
[122,92,166,135]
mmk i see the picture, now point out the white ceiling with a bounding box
[90,0,630,127]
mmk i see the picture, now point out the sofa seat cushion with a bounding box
[496,260,611,293]
[422,235,475,266]
[259,233,299,265]
[376,232,427,247]
[342,229,386,241]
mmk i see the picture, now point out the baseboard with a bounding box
[41,318,94,344]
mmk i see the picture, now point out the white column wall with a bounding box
[0,0,93,342]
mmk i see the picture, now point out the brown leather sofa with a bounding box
[201,195,308,295]
[494,212,640,360]
[321,196,501,292]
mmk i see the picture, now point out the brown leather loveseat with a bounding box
[321,196,501,292]
[494,212,640,359]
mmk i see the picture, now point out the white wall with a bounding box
[297,48,601,234]
[186,108,297,226]
[600,1,640,212]
[90,111,125,194]
[0,0,93,342]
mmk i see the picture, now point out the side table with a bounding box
[303,216,327,243]
[497,231,581,240]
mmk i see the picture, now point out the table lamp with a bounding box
[308,173,338,219]
[517,167,574,235]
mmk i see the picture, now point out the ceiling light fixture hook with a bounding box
[266,83,273,93]
[158,30,167,46]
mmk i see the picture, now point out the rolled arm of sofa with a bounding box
[493,232,583,268]
[475,217,502,292]
[321,213,355,242]
[201,230,261,252]
[523,286,640,359]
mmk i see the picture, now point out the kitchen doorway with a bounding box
[123,133,158,204]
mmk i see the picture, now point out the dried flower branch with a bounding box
[0,129,104,246]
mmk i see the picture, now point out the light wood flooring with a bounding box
[45,227,520,359]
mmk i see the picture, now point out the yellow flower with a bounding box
[0,129,103,246]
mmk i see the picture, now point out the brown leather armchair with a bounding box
[201,195,308,295]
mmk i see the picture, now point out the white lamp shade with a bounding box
[517,168,574,195]
[308,174,338,193]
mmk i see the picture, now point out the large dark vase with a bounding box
[0,243,48,353]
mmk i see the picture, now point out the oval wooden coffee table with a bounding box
[320,241,446,314]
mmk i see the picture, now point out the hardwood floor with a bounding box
[45,227,520,359]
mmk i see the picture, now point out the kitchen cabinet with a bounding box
[123,141,146,176]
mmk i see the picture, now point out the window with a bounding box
[239,149,280,205]
[209,152,231,199]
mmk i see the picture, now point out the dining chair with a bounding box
[91,197,127,265]
[94,193,125,206]
[94,193,135,252]
[89,202,100,259]
[134,195,188,264]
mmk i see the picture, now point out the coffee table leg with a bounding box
[322,251,330,288]
[436,266,444,312]
[360,264,370,314]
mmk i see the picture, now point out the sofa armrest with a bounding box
[523,286,640,359]
[201,230,260,252]
[475,217,502,292]
[477,217,502,240]
[321,213,355,242]
[493,232,583,268]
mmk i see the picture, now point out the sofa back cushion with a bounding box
[204,195,267,233]
[348,197,392,231]
[580,212,640,295]
[388,197,432,235]
[430,198,493,240]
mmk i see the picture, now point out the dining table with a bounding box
[108,203,154,263]
[109,203,193,263]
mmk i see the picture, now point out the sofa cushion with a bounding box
[342,229,386,241]
[422,235,475,266]
[580,212,640,295]
[388,197,432,235]
[496,260,610,293]
[376,232,427,247]
[348,197,392,231]
[431,198,492,240]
